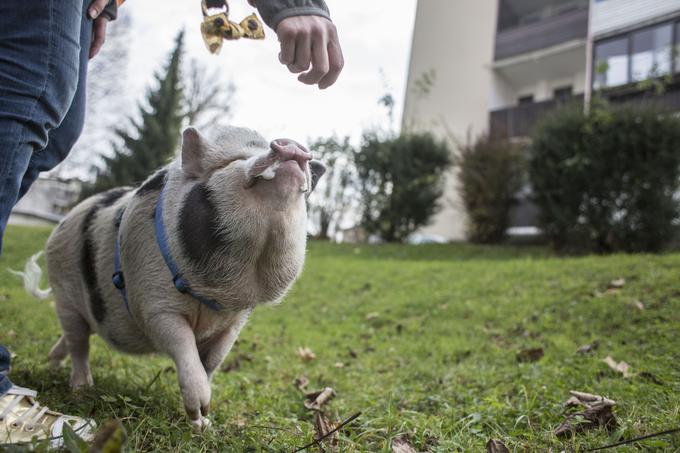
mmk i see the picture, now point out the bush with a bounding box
[457,135,525,243]
[355,133,451,242]
[530,102,680,253]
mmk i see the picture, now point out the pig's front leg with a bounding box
[147,314,212,427]
[199,310,251,380]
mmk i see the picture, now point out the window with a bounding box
[594,37,629,88]
[594,21,679,89]
[554,86,573,103]
[497,0,588,31]
[518,95,534,105]
[675,23,680,73]
[631,24,672,81]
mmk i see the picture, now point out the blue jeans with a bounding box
[0,0,92,254]
[0,0,92,395]
[0,345,11,395]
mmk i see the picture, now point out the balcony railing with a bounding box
[489,83,680,139]
[489,97,582,140]
[495,8,589,61]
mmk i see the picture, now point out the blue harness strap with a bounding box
[112,182,224,313]
[154,184,225,312]
[112,209,130,313]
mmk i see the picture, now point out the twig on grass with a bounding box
[292,411,362,453]
[587,426,680,451]
[144,369,163,391]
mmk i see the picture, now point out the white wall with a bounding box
[592,0,680,38]
[402,0,499,241]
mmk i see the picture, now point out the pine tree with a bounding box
[83,31,185,196]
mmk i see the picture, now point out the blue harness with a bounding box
[112,183,225,313]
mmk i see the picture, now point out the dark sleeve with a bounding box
[252,0,331,30]
[101,0,119,21]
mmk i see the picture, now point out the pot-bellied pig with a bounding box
[20,126,325,427]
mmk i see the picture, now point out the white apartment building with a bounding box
[403,0,680,241]
[9,177,81,226]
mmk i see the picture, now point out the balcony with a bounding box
[495,7,589,61]
[489,81,680,139]
[489,97,583,140]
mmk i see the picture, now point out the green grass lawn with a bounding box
[1,225,679,452]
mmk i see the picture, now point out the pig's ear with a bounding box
[309,160,326,192]
[181,127,207,178]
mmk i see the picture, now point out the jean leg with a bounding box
[0,344,12,396]
[18,7,93,201]
[0,0,85,253]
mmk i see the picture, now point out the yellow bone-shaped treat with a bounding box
[201,12,230,53]
[200,1,265,54]
[240,13,265,40]
[223,20,245,40]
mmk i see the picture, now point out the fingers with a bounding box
[288,33,311,74]
[88,0,109,19]
[298,34,329,85]
[319,37,344,90]
[89,18,108,59]
[276,17,344,89]
[278,28,296,66]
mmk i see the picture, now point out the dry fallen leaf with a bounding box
[516,347,544,363]
[486,439,510,453]
[366,312,380,321]
[577,341,599,354]
[603,356,631,378]
[608,278,626,289]
[555,391,617,438]
[391,434,417,453]
[88,419,128,453]
[232,414,248,428]
[294,375,310,391]
[296,347,316,362]
[304,387,336,410]
[314,412,340,446]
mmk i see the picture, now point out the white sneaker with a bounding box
[0,385,95,448]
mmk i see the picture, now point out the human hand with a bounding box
[276,16,344,90]
[87,0,110,59]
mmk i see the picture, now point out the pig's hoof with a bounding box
[189,417,212,430]
[70,374,94,392]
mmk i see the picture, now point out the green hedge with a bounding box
[355,133,451,242]
[530,101,680,253]
[457,136,525,243]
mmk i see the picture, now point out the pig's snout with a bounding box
[271,139,312,167]
[244,139,312,190]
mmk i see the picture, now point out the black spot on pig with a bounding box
[81,188,130,324]
[99,187,130,207]
[136,169,168,196]
[179,183,232,267]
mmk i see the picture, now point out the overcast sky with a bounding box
[121,0,417,144]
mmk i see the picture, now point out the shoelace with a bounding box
[1,386,49,431]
